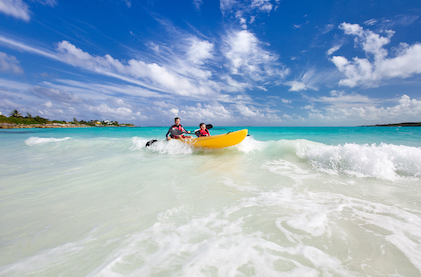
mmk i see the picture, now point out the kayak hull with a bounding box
[181,129,248,148]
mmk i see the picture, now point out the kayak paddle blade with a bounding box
[145,139,158,147]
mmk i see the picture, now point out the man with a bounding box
[166,117,191,140]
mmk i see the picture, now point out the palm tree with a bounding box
[26,112,32,118]
[10,110,22,118]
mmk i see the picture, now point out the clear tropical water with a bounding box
[0,126,421,276]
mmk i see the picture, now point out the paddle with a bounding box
[145,124,213,147]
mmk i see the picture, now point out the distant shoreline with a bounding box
[0,123,135,129]
[0,123,92,129]
[362,122,421,127]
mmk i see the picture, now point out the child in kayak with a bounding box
[195,123,211,137]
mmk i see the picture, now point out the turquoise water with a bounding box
[1,127,421,276]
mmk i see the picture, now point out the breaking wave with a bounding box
[25,137,72,146]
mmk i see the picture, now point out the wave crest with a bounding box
[297,142,421,180]
[25,137,72,146]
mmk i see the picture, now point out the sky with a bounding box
[0,0,421,126]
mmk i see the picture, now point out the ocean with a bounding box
[0,126,420,276]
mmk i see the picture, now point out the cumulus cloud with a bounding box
[236,103,260,117]
[0,51,23,74]
[331,23,421,87]
[287,81,306,91]
[223,29,289,81]
[307,94,421,123]
[186,38,214,65]
[0,0,30,21]
[0,0,57,21]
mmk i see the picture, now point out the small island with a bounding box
[362,122,421,127]
[0,110,135,129]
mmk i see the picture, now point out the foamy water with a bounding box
[0,127,421,276]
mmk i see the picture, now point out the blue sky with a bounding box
[0,0,420,126]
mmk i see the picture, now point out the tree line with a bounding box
[2,109,124,126]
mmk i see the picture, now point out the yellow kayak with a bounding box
[181,129,248,148]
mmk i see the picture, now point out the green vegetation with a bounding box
[0,110,135,128]
[0,114,49,125]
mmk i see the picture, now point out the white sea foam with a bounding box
[25,136,71,146]
[236,136,266,153]
[85,186,421,276]
[89,200,357,276]
[131,137,193,155]
[296,142,421,180]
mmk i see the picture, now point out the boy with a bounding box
[195,123,210,137]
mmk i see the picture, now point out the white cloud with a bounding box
[236,103,259,117]
[0,0,57,21]
[30,86,83,103]
[223,29,289,81]
[0,0,30,21]
[0,35,59,61]
[311,90,376,108]
[56,40,214,97]
[364,19,377,26]
[322,24,335,34]
[87,103,137,119]
[173,102,234,122]
[331,23,421,87]
[287,81,306,91]
[282,99,291,104]
[251,0,273,12]
[0,77,32,90]
[193,0,202,10]
[307,94,421,123]
[186,38,214,65]
[220,0,278,27]
[170,108,179,116]
[0,28,287,109]
[36,0,57,7]
[284,68,323,91]
[220,0,236,13]
[0,51,23,74]
[327,44,342,55]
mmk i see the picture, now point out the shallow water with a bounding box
[0,127,421,276]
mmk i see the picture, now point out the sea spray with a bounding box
[297,142,421,180]
[25,136,72,146]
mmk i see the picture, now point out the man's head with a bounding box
[200,123,206,129]
[174,117,180,125]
